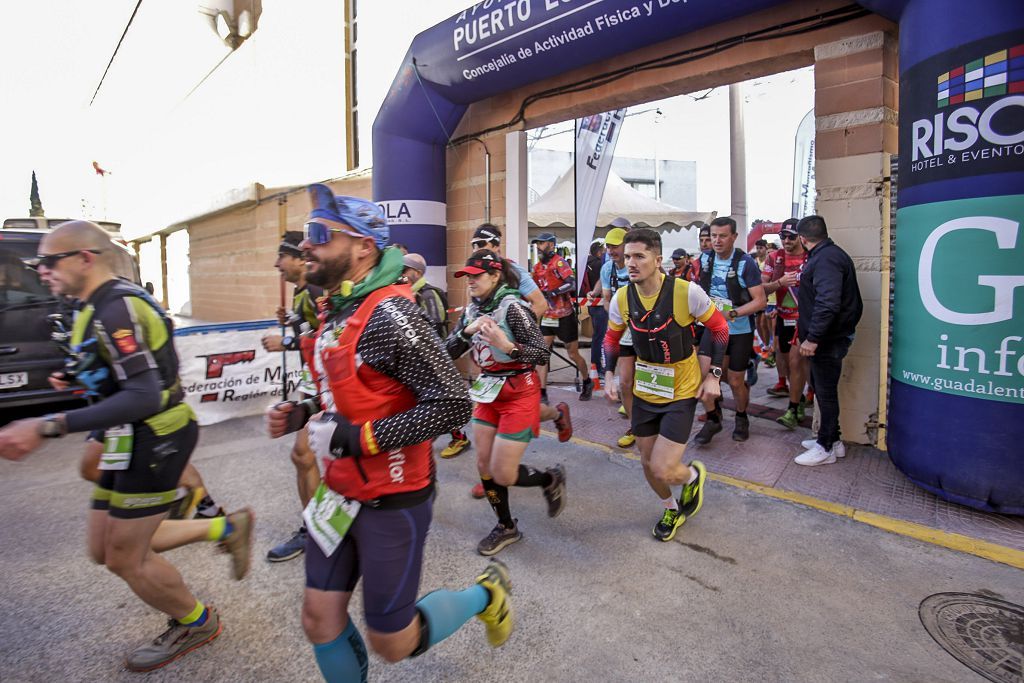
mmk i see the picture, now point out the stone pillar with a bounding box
[813,30,898,445]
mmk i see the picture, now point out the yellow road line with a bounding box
[540,430,1024,570]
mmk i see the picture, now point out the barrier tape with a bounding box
[444,295,599,315]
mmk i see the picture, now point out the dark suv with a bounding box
[0,228,140,409]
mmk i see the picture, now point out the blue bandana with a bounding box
[307,183,390,249]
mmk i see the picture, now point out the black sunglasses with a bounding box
[781,234,799,241]
[22,249,102,269]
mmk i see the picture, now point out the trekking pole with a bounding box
[279,273,288,401]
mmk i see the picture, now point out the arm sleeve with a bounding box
[689,284,728,368]
[64,370,163,433]
[357,297,472,455]
[92,297,160,382]
[444,312,471,360]
[504,302,550,366]
[806,256,843,343]
[602,291,627,372]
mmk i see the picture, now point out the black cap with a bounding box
[671,248,688,259]
[780,217,799,235]
[531,232,557,243]
[278,230,304,257]
[472,224,501,243]
[698,223,711,237]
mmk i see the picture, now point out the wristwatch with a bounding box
[281,335,295,349]
[708,366,723,379]
[508,345,522,360]
[39,414,67,438]
[728,309,738,321]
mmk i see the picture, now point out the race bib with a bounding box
[783,318,797,327]
[541,316,559,328]
[302,482,361,557]
[99,424,133,470]
[634,361,675,400]
[711,296,734,313]
[298,367,318,396]
[469,375,506,403]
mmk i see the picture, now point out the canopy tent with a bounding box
[527,168,716,235]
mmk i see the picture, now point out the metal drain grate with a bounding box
[919,592,1024,682]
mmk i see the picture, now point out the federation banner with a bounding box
[174,322,303,426]
[574,109,625,284]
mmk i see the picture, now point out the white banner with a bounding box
[175,324,303,426]
[575,109,626,283]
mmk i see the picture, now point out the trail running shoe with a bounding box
[617,429,636,448]
[746,357,759,387]
[266,527,306,563]
[223,508,254,580]
[441,436,471,459]
[554,402,573,442]
[763,353,776,368]
[471,482,486,499]
[732,414,750,442]
[477,521,522,556]
[766,380,789,397]
[475,559,513,647]
[125,606,222,672]
[542,465,566,518]
[796,398,807,421]
[679,460,707,520]
[776,408,799,430]
[652,507,685,542]
[579,378,594,401]
[618,404,627,417]
[694,419,722,445]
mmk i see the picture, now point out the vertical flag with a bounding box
[574,109,625,284]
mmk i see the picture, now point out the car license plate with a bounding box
[0,372,28,390]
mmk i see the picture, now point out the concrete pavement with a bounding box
[1,414,1020,682]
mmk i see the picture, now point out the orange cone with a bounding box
[589,363,602,391]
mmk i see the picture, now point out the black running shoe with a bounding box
[540,388,549,404]
[694,419,722,445]
[732,414,750,442]
[477,521,522,556]
[579,378,593,401]
[542,465,566,518]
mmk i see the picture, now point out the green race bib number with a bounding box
[303,482,360,557]
[711,296,733,313]
[99,424,133,471]
[634,361,675,400]
[469,375,506,403]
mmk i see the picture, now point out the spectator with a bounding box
[668,248,694,281]
[698,224,712,254]
[794,215,863,466]
[581,239,608,375]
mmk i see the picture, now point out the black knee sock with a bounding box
[514,465,552,488]
[708,399,723,423]
[481,477,513,527]
[736,411,747,418]
[788,401,799,412]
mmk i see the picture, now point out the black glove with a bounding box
[307,412,362,458]
[276,398,320,435]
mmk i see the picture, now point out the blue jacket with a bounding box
[796,239,863,346]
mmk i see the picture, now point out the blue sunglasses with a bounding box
[303,221,362,246]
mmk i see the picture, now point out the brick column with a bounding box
[813,30,898,446]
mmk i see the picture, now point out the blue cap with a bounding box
[307,183,390,249]
[531,232,557,243]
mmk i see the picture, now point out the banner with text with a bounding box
[575,109,625,284]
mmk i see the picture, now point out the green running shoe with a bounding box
[776,408,799,430]
[652,507,686,542]
[796,399,806,421]
[679,460,707,520]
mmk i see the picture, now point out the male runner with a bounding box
[597,223,637,448]
[698,224,712,254]
[266,186,513,682]
[693,217,767,443]
[402,252,473,458]
[761,220,809,429]
[668,248,694,281]
[603,228,728,540]
[530,233,592,400]
[0,221,253,672]
[753,238,776,366]
[261,232,325,562]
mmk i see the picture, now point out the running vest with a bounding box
[699,248,753,309]
[311,284,434,502]
[461,288,532,374]
[626,277,694,365]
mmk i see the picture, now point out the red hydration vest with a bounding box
[310,284,433,501]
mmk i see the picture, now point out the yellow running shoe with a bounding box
[617,404,627,416]
[475,559,513,647]
[440,436,471,459]
[617,429,636,448]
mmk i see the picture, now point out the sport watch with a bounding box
[708,366,723,379]
[281,335,296,349]
[507,345,522,360]
[39,414,67,438]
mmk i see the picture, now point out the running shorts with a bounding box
[631,396,697,444]
[472,371,542,443]
[775,316,799,353]
[540,311,579,344]
[699,331,754,373]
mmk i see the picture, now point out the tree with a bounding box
[29,171,44,217]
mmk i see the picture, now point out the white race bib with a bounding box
[303,482,361,557]
[634,361,675,400]
[99,424,133,471]
[469,375,506,403]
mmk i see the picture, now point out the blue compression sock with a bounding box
[415,584,489,648]
[312,621,369,683]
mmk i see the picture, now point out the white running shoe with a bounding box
[800,438,846,458]
[794,442,837,466]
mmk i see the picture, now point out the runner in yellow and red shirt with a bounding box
[530,233,592,401]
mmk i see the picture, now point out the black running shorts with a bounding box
[699,331,754,373]
[540,311,579,344]
[631,396,697,445]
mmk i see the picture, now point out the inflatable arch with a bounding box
[373,0,1024,514]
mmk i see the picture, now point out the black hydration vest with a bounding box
[699,248,754,323]
[626,276,694,365]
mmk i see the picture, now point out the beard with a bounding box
[306,249,352,288]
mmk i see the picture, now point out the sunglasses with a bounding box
[781,234,799,241]
[22,249,102,269]
[470,239,494,249]
[303,221,362,246]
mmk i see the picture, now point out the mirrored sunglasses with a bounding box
[303,221,362,246]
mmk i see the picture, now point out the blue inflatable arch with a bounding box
[373,0,1024,514]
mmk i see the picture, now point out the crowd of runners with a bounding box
[0,183,861,680]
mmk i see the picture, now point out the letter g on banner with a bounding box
[919,216,1024,325]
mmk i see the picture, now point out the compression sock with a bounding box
[736,411,748,419]
[313,621,369,683]
[414,585,490,651]
[513,465,552,488]
[481,477,513,527]
[206,516,234,541]
[177,601,208,627]
[661,496,679,511]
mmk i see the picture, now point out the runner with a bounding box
[266,187,512,682]
[261,231,326,562]
[530,232,593,401]
[693,217,767,443]
[761,220,810,429]
[469,224,572,499]
[753,238,776,367]
[668,248,694,281]
[599,222,637,448]
[401,252,473,459]
[447,250,568,555]
[0,221,253,673]
[602,229,728,540]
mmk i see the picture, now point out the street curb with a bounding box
[540,429,1024,570]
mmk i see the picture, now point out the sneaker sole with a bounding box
[555,403,573,442]
[226,508,255,581]
[545,467,567,518]
[125,620,223,673]
[477,532,522,557]
[800,441,846,458]
[680,461,707,520]
[775,417,797,430]
[795,454,837,466]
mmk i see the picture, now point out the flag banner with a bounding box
[574,109,625,284]
[174,321,302,426]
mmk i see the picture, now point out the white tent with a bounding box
[528,168,716,231]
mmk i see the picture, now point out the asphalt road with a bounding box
[1,413,1020,682]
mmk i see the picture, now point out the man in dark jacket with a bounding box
[794,215,863,466]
